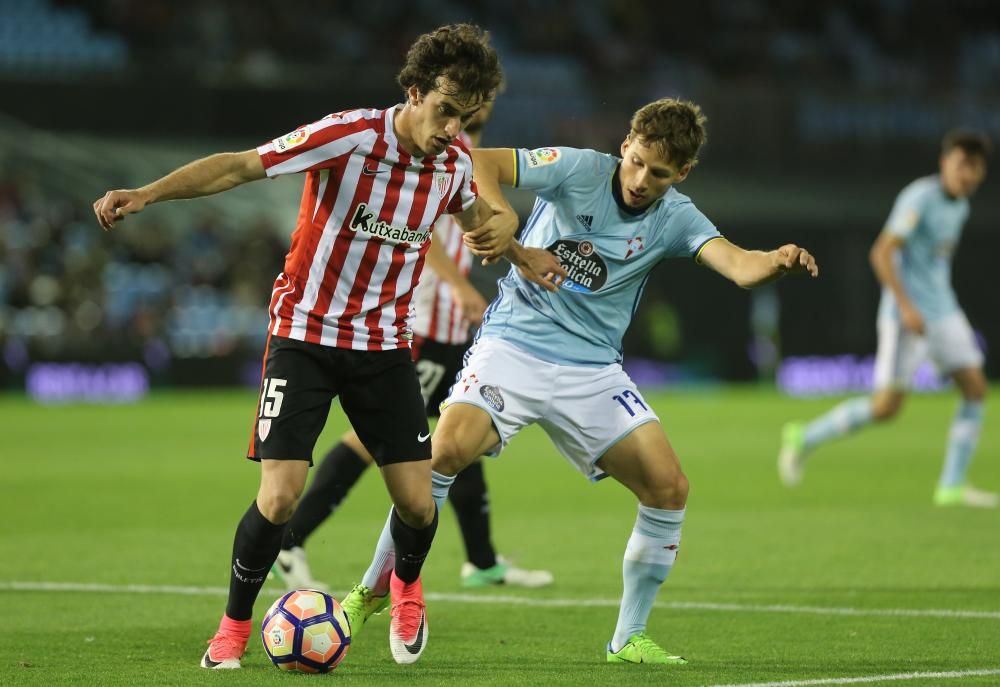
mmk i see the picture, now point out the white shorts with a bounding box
[873,311,983,391]
[442,337,659,481]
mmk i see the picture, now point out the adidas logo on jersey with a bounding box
[350,202,430,246]
[576,214,593,231]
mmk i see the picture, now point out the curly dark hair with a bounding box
[397,24,503,104]
[630,99,708,169]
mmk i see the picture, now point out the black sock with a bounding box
[390,506,439,583]
[448,461,497,570]
[226,500,285,620]
[282,443,369,550]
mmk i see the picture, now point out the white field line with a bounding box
[2,581,1000,621]
[708,668,1000,687]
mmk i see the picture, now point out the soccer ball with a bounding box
[261,589,351,673]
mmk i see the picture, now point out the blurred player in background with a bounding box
[779,130,993,508]
[93,24,563,670]
[349,98,819,665]
[272,99,554,594]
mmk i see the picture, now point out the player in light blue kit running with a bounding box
[779,130,993,508]
[343,98,818,665]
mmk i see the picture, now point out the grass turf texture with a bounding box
[1,387,998,686]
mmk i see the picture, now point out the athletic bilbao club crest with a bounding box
[434,172,450,199]
[257,419,272,442]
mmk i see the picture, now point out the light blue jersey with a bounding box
[478,146,721,366]
[878,175,969,322]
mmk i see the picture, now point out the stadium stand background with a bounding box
[1,0,998,394]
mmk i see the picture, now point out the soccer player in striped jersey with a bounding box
[93,24,564,670]
[779,130,994,507]
[352,98,819,665]
[272,99,554,595]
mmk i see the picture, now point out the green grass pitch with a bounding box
[1,387,998,686]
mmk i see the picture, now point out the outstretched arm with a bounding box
[469,148,516,207]
[93,150,265,230]
[459,147,566,292]
[869,230,923,334]
[698,238,818,288]
[450,148,517,257]
[502,242,567,293]
[452,195,518,258]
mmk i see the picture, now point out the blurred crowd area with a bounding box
[1,0,996,90]
[0,165,286,362]
[2,0,999,384]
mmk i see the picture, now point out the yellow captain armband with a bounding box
[511,148,519,188]
[694,236,725,264]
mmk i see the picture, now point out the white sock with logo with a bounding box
[610,505,684,653]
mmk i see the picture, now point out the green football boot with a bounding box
[607,632,687,665]
[934,485,999,508]
[461,556,555,588]
[778,421,807,487]
[341,583,389,637]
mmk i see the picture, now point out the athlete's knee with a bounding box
[258,460,308,522]
[640,468,688,510]
[960,377,987,402]
[871,393,903,421]
[392,492,436,528]
[256,485,301,523]
[667,471,690,507]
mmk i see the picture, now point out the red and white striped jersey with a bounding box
[410,131,477,345]
[256,107,478,350]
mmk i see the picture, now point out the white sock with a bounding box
[360,507,395,595]
[938,400,984,489]
[610,505,684,653]
[802,396,873,451]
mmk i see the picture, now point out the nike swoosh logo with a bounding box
[403,610,426,654]
[417,432,430,443]
[362,165,387,175]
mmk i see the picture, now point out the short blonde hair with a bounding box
[630,98,707,168]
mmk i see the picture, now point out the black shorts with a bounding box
[411,335,467,418]
[248,335,430,467]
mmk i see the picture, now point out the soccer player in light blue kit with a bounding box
[345,98,819,664]
[779,130,994,508]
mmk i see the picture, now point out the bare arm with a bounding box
[451,148,521,259]
[869,230,923,333]
[465,148,567,292]
[94,150,265,230]
[452,195,495,233]
[500,241,567,293]
[469,148,517,207]
[698,238,819,289]
[425,232,488,325]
